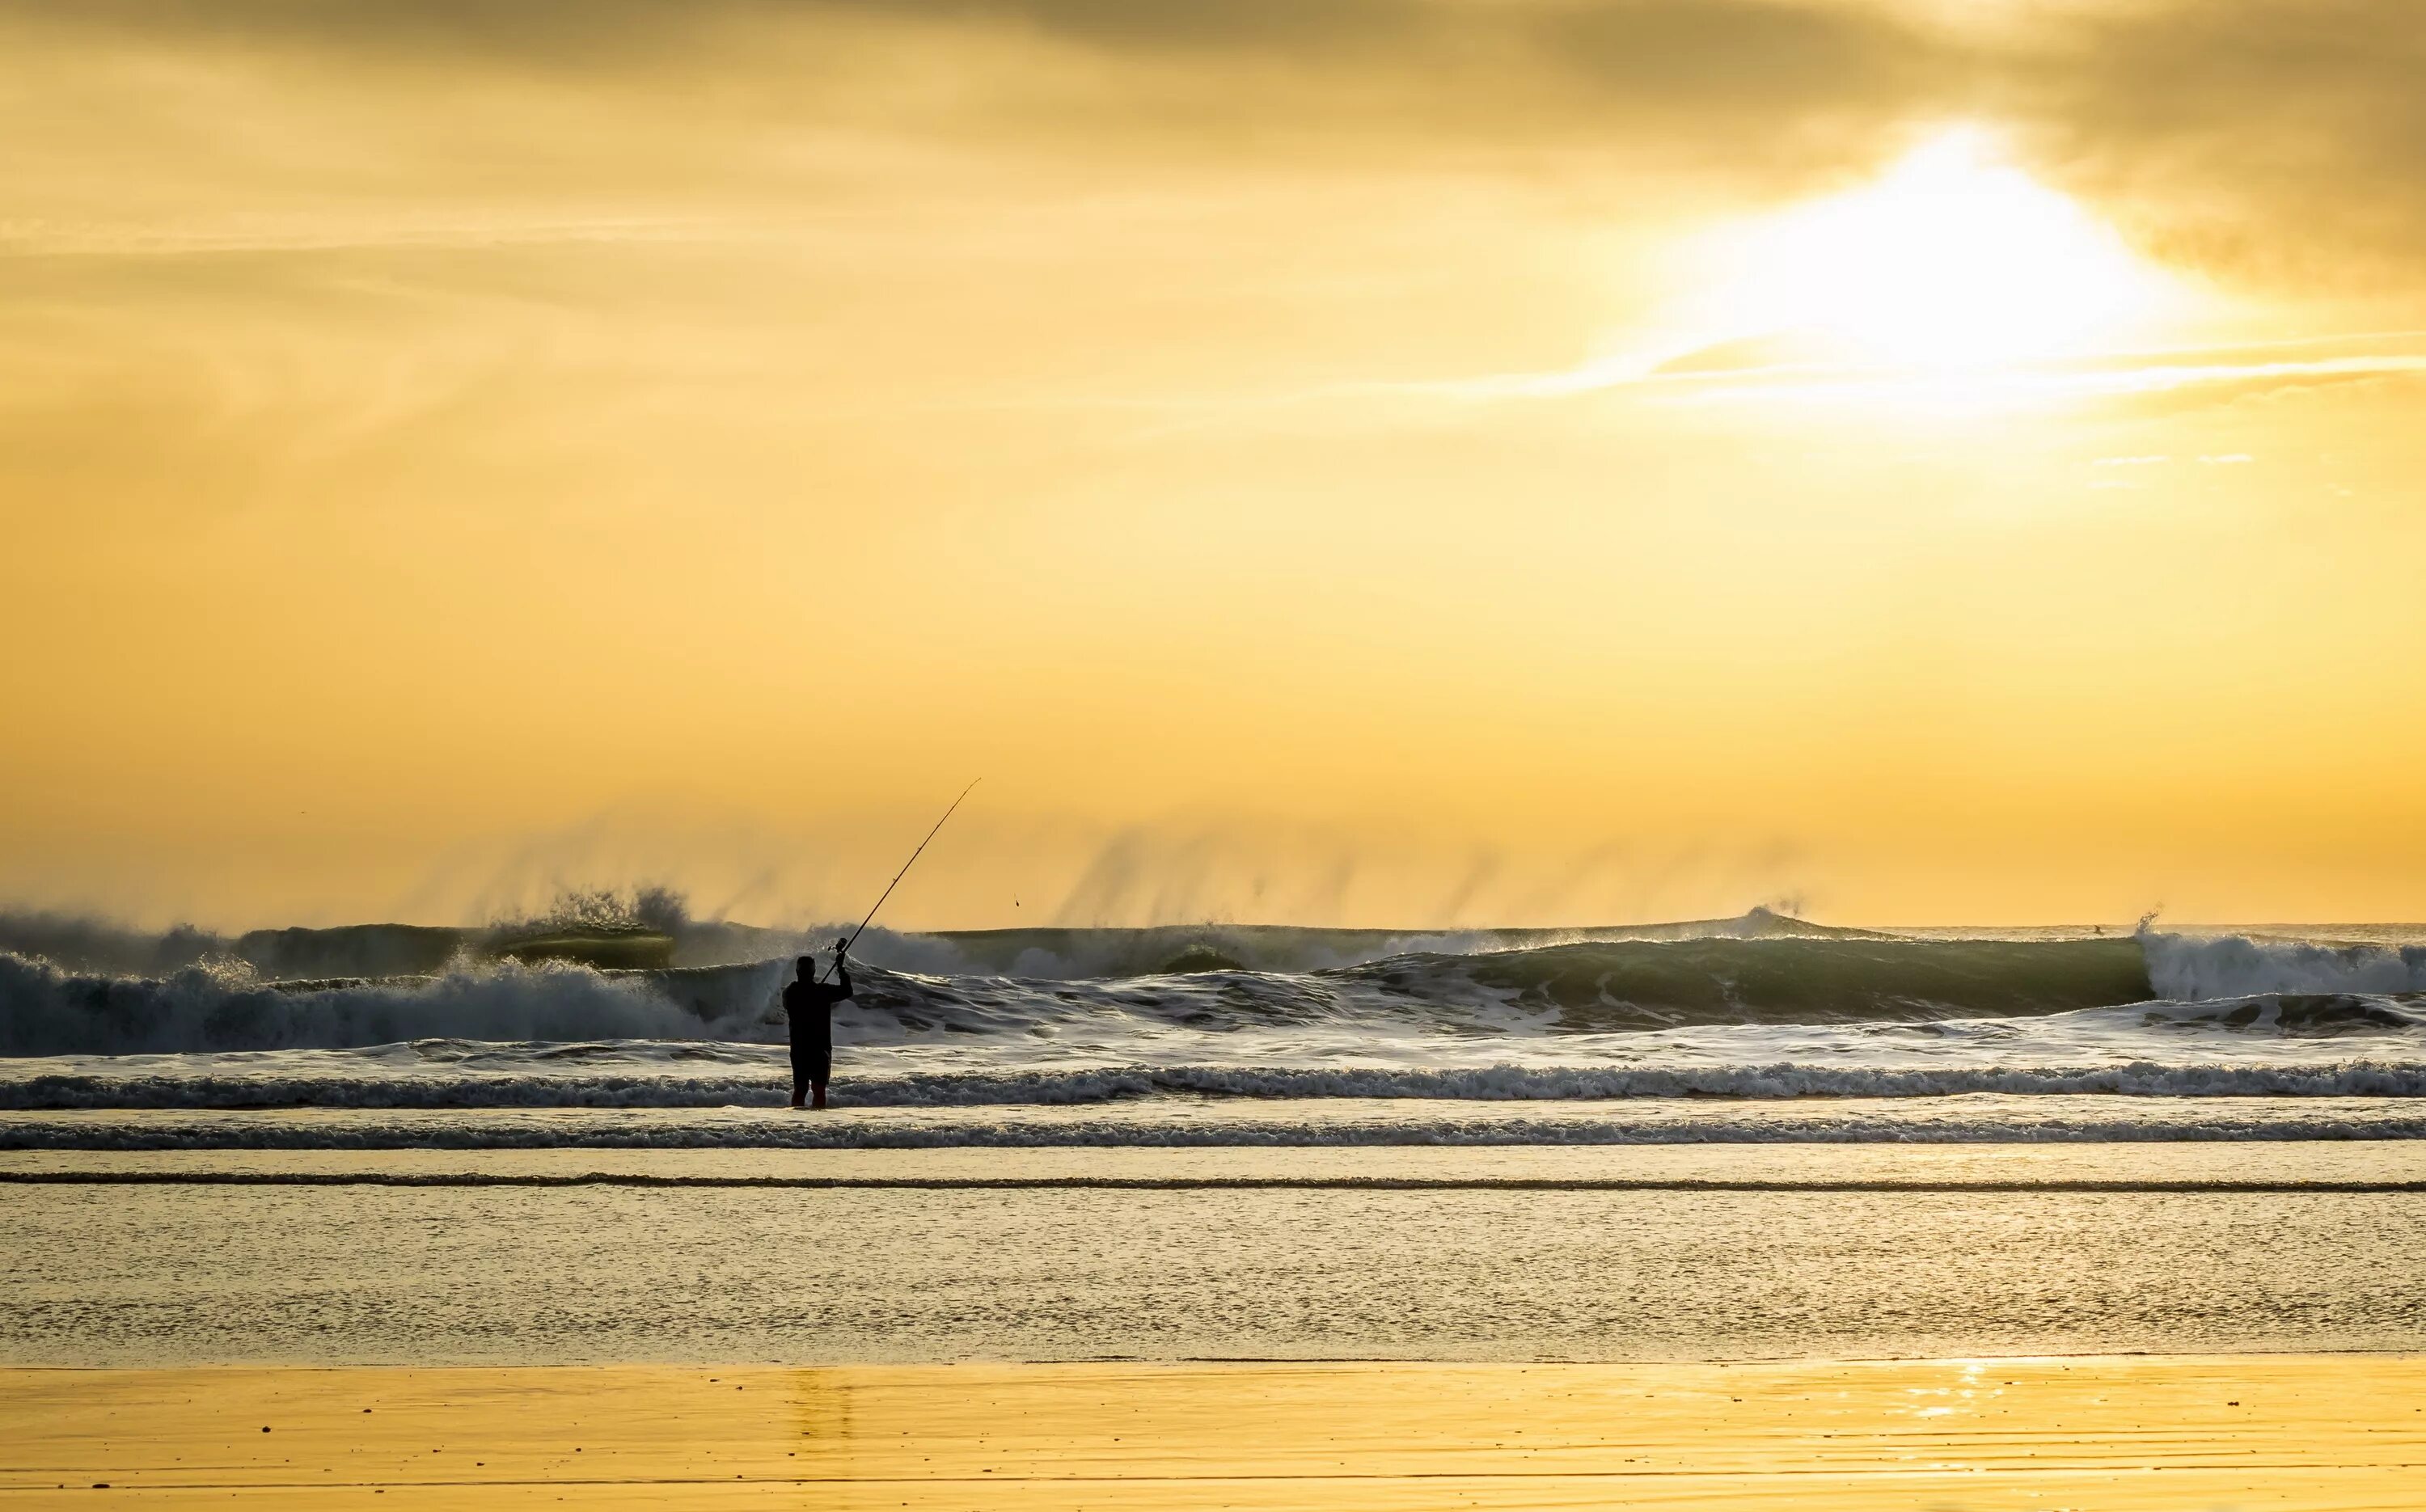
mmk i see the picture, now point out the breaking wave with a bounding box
[0,954,786,1057]
[2145,932,2426,999]
[6,919,2425,1148]
[7,929,2426,1057]
[0,902,1874,980]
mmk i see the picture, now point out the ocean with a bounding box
[5,909,2424,1150]
[8,908,2426,1364]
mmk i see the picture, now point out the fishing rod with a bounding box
[819,779,980,983]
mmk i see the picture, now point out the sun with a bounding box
[1692,127,2175,370]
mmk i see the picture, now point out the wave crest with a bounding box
[0,954,783,1057]
[2145,932,2426,1000]
[7,930,2426,1057]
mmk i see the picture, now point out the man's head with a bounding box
[796,955,815,980]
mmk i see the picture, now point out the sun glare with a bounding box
[1696,128,2175,370]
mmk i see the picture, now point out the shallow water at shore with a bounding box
[7,1142,2423,1366]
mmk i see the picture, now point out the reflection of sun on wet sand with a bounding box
[6,1357,2422,1509]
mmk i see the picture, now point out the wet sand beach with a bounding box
[6,1357,2422,1509]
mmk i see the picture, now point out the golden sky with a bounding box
[3,0,2423,929]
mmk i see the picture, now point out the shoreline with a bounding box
[11,1169,2426,1197]
[11,1092,2426,1155]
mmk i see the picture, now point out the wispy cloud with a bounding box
[1342,333,2426,416]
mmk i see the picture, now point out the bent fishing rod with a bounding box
[819,778,980,983]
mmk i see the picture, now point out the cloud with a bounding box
[1542,0,1948,108]
[0,0,1878,66]
[0,1,1954,155]
[10,0,2419,292]
[4,1,2423,311]
[2019,0,2426,286]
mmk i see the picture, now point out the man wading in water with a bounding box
[783,942,852,1110]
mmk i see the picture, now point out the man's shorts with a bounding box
[791,1043,832,1085]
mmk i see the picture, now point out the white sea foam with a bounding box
[6,1096,2426,1150]
[2143,931,2426,1000]
[6,1058,2424,1113]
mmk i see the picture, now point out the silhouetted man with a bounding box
[783,941,852,1110]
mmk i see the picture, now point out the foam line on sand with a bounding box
[6,1169,2426,1193]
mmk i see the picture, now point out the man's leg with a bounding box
[810,1079,828,1112]
[789,1052,809,1109]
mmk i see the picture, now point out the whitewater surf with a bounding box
[2,910,2421,1148]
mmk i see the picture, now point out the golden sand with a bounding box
[3,1356,2420,1509]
